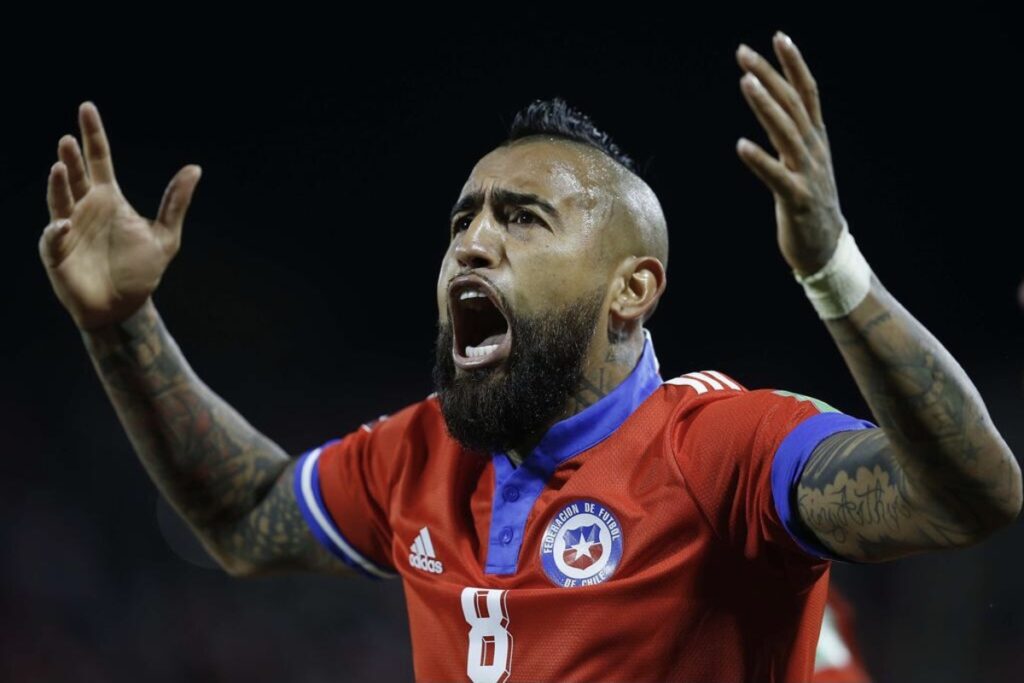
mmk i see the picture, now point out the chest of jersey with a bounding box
[299,346,842,681]
[385,395,764,683]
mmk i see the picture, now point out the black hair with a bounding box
[506,98,637,174]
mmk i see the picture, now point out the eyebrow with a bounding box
[449,187,561,223]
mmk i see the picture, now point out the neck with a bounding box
[506,328,644,466]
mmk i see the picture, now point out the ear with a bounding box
[608,256,667,330]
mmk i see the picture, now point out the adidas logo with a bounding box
[408,527,444,574]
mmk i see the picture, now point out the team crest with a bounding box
[540,499,623,588]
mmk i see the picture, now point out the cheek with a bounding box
[437,289,449,324]
[510,238,605,311]
[436,281,449,324]
[437,247,458,322]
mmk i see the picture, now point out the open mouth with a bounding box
[448,275,513,369]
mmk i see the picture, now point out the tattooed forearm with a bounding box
[84,299,286,528]
[82,299,345,576]
[800,274,1022,560]
[216,460,347,575]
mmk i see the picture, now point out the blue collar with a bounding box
[496,328,664,466]
[484,329,664,574]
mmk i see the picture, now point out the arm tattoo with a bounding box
[799,274,1022,560]
[83,300,346,576]
[797,428,986,561]
[217,460,347,575]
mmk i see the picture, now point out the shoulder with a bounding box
[346,394,450,457]
[313,395,453,499]
[660,368,840,422]
[661,370,854,461]
[663,369,749,397]
[659,368,768,426]
[358,393,444,436]
[655,368,748,421]
[315,394,448,472]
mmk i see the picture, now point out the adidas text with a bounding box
[409,553,444,574]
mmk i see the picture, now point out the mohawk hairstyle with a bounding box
[506,98,637,174]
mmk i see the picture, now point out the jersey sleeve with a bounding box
[292,416,399,579]
[672,388,878,565]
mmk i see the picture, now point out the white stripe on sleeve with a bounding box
[665,377,709,394]
[299,448,396,579]
[705,370,743,390]
[686,371,724,390]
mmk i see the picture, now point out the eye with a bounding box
[451,214,473,235]
[509,209,542,226]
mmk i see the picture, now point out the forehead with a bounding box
[461,138,611,211]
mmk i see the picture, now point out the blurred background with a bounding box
[2,7,1022,682]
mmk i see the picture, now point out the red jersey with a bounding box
[294,333,876,682]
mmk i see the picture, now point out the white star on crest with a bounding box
[569,528,598,560]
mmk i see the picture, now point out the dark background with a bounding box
[2,8,1022,682]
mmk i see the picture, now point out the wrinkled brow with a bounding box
[449,187,560,223]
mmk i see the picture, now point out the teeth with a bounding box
[459,290,487,301]
[465,344,499,358]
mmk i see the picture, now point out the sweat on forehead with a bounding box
[461,138,615,214]
[460,137,668,268]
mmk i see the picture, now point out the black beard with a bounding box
[432,290,605,455]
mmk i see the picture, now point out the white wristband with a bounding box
[793,220,873,320]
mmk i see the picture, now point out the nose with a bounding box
[454,213,502,271]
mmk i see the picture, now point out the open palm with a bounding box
[39,102,202,330]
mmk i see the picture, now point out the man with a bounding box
[38,32,1020,682]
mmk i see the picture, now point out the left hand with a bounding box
[735,32,846,277]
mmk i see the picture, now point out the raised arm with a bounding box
[39,103,347,577]
[798,275,1020,561]
[734,34,1022,562]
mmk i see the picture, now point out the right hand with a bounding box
[39,102,202,331]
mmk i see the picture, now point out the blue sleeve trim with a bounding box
[292,446,397,580]
[770,412,879,562]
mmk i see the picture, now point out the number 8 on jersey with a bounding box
[461,588,513,683]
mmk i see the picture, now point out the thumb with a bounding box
[155,165,202,242]
[39,219,73,267]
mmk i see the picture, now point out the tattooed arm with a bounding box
[794,276,1022,562]
[83,300,348,576]
[39,103,347,577]
[733,35,1021,562]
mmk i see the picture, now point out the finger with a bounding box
[772,32,824,130]
[155,165,203,243]
[736,43,816,144]
[58,134,91,200]
[39,219,73,266]
[740,73,809,170]
[47,162,75,221]
[78,102,117,185]
[736,137,801,200]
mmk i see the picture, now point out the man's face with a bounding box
[433,138,617,453]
